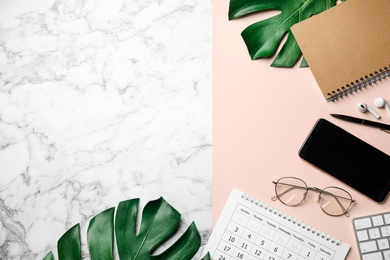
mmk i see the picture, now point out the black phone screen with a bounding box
[299,118,390,202]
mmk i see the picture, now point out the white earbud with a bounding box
[357,103,381,119]
[374,97,390,117]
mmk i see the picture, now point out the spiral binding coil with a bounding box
[241,193,341,245]
[326,65,390,102]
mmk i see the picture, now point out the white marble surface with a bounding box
[0,0,211,258]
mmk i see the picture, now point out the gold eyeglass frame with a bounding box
[272,177,356,217]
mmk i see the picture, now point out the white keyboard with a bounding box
[353,212,390,260]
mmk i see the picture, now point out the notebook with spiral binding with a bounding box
[202,189,350,260]
[291,0,390,102]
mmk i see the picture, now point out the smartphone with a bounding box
[299,118,390,202]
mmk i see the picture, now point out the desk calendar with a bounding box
[202,189,350,260]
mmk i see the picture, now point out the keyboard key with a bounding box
[369,228,381,239]
[357,230,369,241]
[373,215,385,226]
[378,238,390,250]
[355,218,372,230]
[360,241,378,253]
[382,226,390,237]
[384,249,390,260]
[384,214,390,225]
[362,252,383,260]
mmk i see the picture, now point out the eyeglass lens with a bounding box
[318,187,353,216]
[274,177,307,206]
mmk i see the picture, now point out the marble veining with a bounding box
[0,0,211,259]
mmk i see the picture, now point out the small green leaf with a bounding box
[43,252,54,260]
[57,224,81,260]
[87,207,115,260]
[300,57,309,67]
[229,0,337,67]
[201,252,211,260]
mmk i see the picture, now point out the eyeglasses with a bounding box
[272,177,355,217]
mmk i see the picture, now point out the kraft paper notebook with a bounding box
[202,189,350,260]
[291,0,390,102]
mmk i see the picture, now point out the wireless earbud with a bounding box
[374,97,390,117]
[357,103,381,119]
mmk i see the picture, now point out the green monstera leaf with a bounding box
[43,197,210,260]
[229,0,345,67]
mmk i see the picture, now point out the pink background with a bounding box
[213,1,390,259]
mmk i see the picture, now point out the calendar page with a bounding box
[202,189,350,260]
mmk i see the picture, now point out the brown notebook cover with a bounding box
[291,0,390,101]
